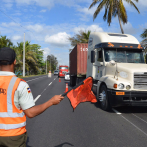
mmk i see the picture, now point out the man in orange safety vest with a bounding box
[0,47,64,147]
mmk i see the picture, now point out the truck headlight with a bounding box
[126,85,131,90]
[118,83,124,89]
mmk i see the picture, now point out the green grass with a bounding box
[18,74,47,78]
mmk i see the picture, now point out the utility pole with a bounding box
[50,57,51,72]
[46,56,47,74]
[23,33,25,77]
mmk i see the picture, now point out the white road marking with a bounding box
[112,108,147,136]
[34,95,41,102]
[132,113,147,124]
[49,82,52,86]
[26,76,47,82]
[112,108,122,114]
[33,76,57,102]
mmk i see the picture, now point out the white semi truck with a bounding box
[87,32,147,111]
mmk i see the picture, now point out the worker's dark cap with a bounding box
[0,47,16,65]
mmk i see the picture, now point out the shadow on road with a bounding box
[26,137,32,147]
[93,102,114,113]
[54,142,74,147]
[94,101,147,114]
[115,106,147,114]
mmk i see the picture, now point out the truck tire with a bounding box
[99,84,111,111]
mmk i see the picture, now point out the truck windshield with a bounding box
[104,49,145,63]
[59,67,68,69]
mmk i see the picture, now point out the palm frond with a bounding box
[89,0,100,9]
[141,29,147,38]
[93,0,107,20]
[130,1,140,13]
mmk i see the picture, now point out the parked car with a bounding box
[65,72,70,80]
[54,70,59,75]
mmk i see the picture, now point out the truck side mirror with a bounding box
[91,50,95,63]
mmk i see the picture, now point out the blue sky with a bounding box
[0,0,147,66]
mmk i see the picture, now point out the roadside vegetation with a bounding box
[141,29,147,52]
[68,30,91,47]
[0,35,58,76]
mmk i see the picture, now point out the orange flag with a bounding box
[67,77,97,110]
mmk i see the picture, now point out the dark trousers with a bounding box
[0,132,27,147]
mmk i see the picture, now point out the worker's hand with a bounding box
[50,95,64,105]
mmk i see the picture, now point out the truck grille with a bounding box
[134,72,147,90]
[62,71,67,74]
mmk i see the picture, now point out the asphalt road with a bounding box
[22,75,147,147]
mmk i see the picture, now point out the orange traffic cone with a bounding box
[64,83,68,93]
[59,78,61,82]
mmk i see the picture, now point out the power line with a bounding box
[0,9,40,44]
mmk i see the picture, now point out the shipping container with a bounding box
[69,43,88,86]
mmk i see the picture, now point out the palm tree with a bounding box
[0,36,13,48]
[141,29,147,53]
[89,0,140,34]
[68,30,91,46]
[15,41,41,75]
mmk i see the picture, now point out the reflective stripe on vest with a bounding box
[0,76,26,130]
[0,122,26,130]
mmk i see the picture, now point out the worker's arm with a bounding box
[24,95,64,118]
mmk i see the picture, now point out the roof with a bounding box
[89,32,140,47]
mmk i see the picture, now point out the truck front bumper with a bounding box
[59,73,65,77]
[108,89,147,107]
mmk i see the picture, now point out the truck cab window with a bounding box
[97,50,103,62]
[104,49,145,63]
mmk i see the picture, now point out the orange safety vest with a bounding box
[0,76,26,136]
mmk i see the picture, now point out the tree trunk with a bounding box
[118,15,124,34]
[117,1,124,34]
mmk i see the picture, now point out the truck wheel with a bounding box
[99,84,111,111]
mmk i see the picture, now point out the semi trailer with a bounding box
[69,43,88,86]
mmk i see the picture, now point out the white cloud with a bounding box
[26,24,44,33]
[15,0,54,9]
[45,32,70,47]
[40,9,46,13]
[77,6,96,16]
[1,22,19,27]
[123,22,137,35]
[74,24,103,34]
[42,47,51,59]
[2,0,13,8]
[11,35,22,41]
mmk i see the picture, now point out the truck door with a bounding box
[97,49,105,80]
[92,49,97,79]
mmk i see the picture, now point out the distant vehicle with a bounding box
[58,65,69,77]
[65,72,70,80]
[54,70,59,75]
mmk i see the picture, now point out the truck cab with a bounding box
[87,32,147,110]
[58,65,68,77]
